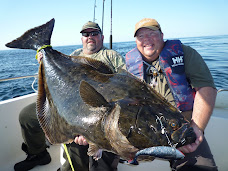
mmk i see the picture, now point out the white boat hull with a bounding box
[1,91,228,171]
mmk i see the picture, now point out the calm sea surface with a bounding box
[0,35,228,101]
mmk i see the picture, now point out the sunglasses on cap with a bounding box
[82,31,100,37]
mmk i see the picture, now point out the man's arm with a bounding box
[178,86,217,153]
[193,87,217,131]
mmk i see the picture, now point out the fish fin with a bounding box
[36,64,74,144]
[88,143,103,160]
[104,103,139,159]
[36,64,54,142]
[79,80,110,107]
[84,58,114,74]
[5,19,54,50]
[72,56,114,74]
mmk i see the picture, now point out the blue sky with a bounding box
[0,0,227,50]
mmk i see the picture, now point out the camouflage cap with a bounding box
[134,18,161,37]
[80,21,102,33]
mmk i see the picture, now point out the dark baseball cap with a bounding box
[80,21,102,33]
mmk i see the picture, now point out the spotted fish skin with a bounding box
[5,19,196,161]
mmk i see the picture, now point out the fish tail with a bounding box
[5,18,55,51]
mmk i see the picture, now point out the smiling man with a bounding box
[80,25,103,55]
[62,21,126,171]
[134,19,164,62]
[126,18,218,171]
[70,21,125,73]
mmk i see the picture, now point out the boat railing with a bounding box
[1,75,227,109]
[0,74,38,82]
[0,74,38,94]
[217,89,228,93]
[215,89,228,109]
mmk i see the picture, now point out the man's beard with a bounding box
[87,43,97,52]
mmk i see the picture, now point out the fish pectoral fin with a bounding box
[79,80,110,108]
[82,57,114,74]
[88,143,103,160]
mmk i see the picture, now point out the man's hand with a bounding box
[178,121,204,153]
[74,135,88,146]
[37,52,43,63]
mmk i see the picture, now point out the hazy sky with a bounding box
[1,0,227,50]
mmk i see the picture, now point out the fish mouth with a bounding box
[171,124,196,148]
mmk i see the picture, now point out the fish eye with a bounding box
[169,120,179,130]
[171,123,176,127]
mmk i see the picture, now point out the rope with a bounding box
[35,45,52,59]
[63,144,75,171]
[31,77,38,93]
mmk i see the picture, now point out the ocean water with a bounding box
[0,35,227,101]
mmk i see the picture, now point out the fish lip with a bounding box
[171,124,196,147]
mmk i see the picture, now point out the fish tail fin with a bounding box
[5,18,55,50]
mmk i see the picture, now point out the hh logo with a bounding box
[172,56,184,67]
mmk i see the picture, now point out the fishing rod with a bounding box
[110,0,113,49]
[102,0,105,34]
[93,0,96,22]
[99,0,113,49]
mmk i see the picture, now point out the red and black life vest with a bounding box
[125,40,195,111]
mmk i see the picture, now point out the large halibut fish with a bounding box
[6,19,196,161]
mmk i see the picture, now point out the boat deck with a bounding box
[1,91,228,171]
